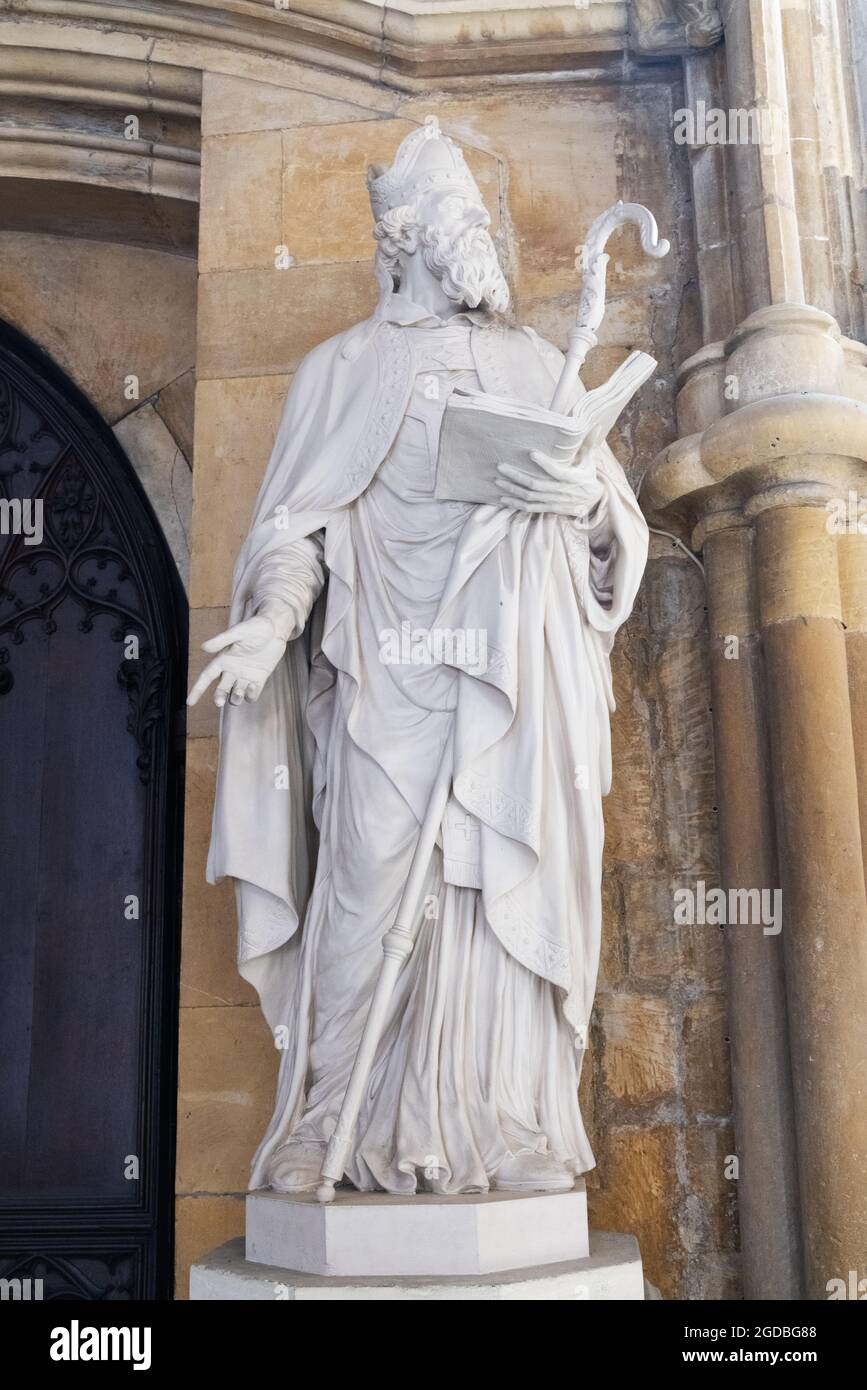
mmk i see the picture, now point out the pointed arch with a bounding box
[0,319,187,1300]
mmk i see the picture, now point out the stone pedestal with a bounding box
[190,1233,646,1301]
[189,1184,649,1300]
[246,1186,588,1276]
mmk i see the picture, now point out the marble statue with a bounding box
[188,118,652,1198]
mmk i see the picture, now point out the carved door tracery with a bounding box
[0,323,186,1300]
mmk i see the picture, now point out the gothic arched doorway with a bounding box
[0,321,186,1299]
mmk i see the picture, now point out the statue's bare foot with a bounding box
[267,1142,326,1194]
[490,1150,575,1193]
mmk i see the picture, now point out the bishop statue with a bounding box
[188,119,649,1197]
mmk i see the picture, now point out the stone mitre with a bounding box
[367,115,483,218]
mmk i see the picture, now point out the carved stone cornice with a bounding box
[0,130,200,201]
[0,1,691,213]
[0,44,201,201]
[0,0,692,89]
[0,44,201,117]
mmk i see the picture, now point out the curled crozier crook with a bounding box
[550,201,670,414]
[579,201,670,273]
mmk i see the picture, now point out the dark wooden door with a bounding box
[0,323,186,1299]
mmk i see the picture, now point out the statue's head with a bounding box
[367,117,510,314]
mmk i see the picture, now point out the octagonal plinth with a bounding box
[245,1184,589,1278]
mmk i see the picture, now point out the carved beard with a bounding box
[417,223,511,314]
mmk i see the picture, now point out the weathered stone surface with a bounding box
[703,525,802,1299]
[621,868,724,988]
[0,231,196,422]
[202,71,385,138]
[655,637,718,873]
[200,129,283,273]
[190,374,291,609]
[844,624,867,890]
[155,368,196,466]
[683,995,731,1118]
[685,1123,740,1255]
[604,625,658,865]
[645,553,707,639]
[655,637,714,759]
[0,176,198,255]
[175,1195,245,1302]
[176,1003,278,1195]
[631,378,680,480]
[599,993,678,1106]
[676,348,728,439]
[838,532,867,634]
[197,262,377,380]
[620,869,680,981]
[760,606,867,1298]
[755,504,843,625]
[114,402,192,589]
[588,1126,682,1298]
[704,526,758,638]
[683,1251,743,1301]
[521,296,656,367]
[598,870,627,991]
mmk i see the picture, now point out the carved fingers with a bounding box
[200,615,275,655]
[186,615,287,708]
[496,450,604,522]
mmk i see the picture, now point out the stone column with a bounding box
[645,302,867,1297]
[700,514,802,1299]
[838,528,867,886]
[750,492,867,1298]
[645,0,867,1296]
[721,0,805,313]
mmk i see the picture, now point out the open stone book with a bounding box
[435,349,657,507]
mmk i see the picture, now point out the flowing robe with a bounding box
[207,295,649,1191]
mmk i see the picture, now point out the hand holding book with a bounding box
[434,349,656,512]
[496,426,606,522]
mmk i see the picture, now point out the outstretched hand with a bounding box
[186,615,288,708]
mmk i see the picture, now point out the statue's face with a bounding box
[418,187,491,240]
[409,185,510,313]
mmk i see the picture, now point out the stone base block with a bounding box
[245,1185,589,1277]
[190,1232,645,1301]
